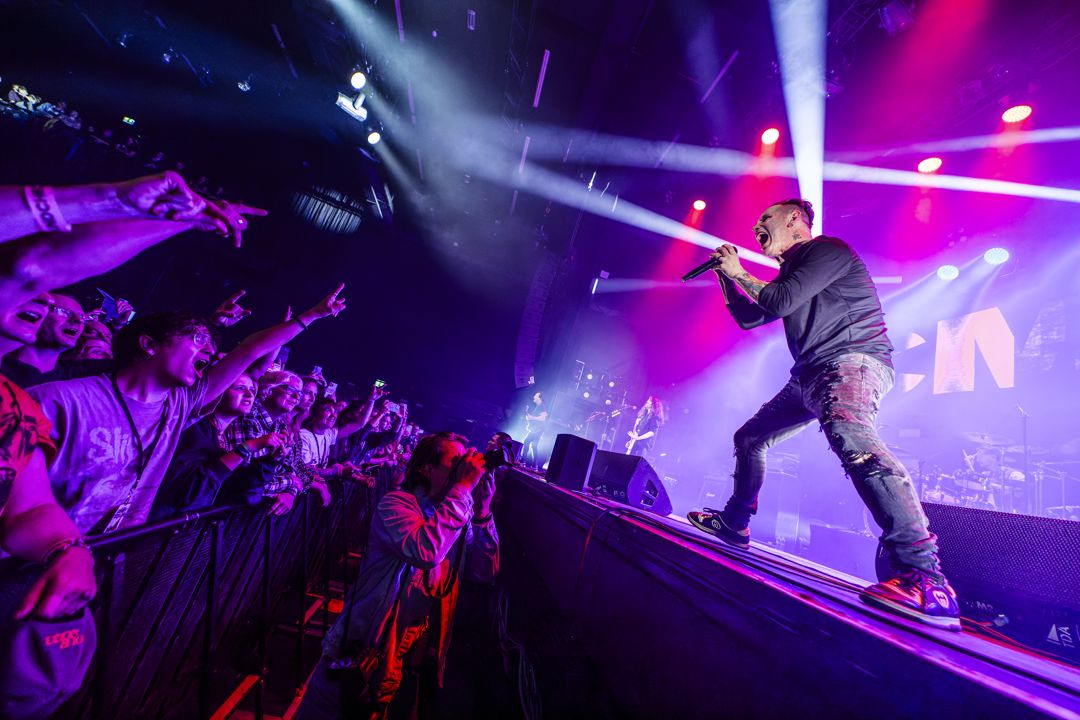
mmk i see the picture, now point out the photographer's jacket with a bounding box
[322,480,498,698]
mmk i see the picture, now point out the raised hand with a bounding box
[307,283,347,319]
[192,199,268,248]
[472,470,496,517]
[113,171,205,220]
[451,448,486,490]
[212,289,253,327]
[711,245,745,279]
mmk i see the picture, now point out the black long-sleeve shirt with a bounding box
[724,236,893,378]
[150,417,268,521]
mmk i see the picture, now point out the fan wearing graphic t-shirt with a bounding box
[30,284,349,534]
[297,397,375,501]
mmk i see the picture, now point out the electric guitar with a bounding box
[525,410,548,434]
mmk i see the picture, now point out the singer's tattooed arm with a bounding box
[732,272,768,301]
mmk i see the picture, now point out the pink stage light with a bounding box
[917,157,943,174]
[692,199,707,211]
[761,127,781,145]
[1001,104,1033,124]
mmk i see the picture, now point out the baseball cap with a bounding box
[0,560,97,719]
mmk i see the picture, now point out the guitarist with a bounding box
[522,391,548,467]
[626,396,665,459]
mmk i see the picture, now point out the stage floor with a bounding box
[498,468,1080,719]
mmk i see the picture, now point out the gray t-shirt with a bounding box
[29,374,208,534]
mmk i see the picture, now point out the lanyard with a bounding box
[314,431,329,465]
[110,374,171,482]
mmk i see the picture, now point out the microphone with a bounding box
[682,257,720,282]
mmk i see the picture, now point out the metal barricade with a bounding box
[57,480,373,720]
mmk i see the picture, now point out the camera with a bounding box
[482,446,514,471]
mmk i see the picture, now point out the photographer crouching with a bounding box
[297,432,500,720]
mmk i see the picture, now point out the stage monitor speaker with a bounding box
[546,434,596,492]
[589,450,673,517]
[917,502,1080,665]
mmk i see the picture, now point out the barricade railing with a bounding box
[55,475,380,720]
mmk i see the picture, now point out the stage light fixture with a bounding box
[983,247,1010,265]
[350,70,367,90]
[761,127,780,145]
[608,381,615,388]
[880,0,915,36]
[367,131,382,145]
[1002,104,1033,124]
[583,391,590,399]
[936,264,960,281]
[586,373,594,380]
[335,92,368,122]
[917,157,943,174]
[605,399,612,406]
[692,199,707,211]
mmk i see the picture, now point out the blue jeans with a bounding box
[728,353,940,576]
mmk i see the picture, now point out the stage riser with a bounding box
[494,470,1078,719]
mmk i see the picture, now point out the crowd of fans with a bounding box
[0,172,515,719]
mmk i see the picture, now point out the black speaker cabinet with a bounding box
[546,434,596,492]
[919,502,1080,665]
[589,450,673,517]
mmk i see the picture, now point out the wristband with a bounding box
[41,537,91,566]
[472,513,492,524]
[293,315,309,330]
[24,186,73,233]
[235,443,254,465]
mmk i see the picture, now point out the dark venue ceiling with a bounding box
[2,0,1079,417]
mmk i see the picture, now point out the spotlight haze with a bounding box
[936,264,960,281]
[983,247,1010,265]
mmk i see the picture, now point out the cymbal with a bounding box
[1004,445,1050,455]
[1056,438,1080,455]
[960,431,1011,446]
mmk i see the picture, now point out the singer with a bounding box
[686,199,960,630]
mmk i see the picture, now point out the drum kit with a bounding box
[914,431,1080,517]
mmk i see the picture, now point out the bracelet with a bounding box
[293,315,309,330]
[23,186,73,233]
[41,537,91,566]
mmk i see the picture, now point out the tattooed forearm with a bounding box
[733,272,767,301]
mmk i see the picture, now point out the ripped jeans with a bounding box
[728,353,940,576]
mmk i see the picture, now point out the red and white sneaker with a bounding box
[860,569,961,632]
